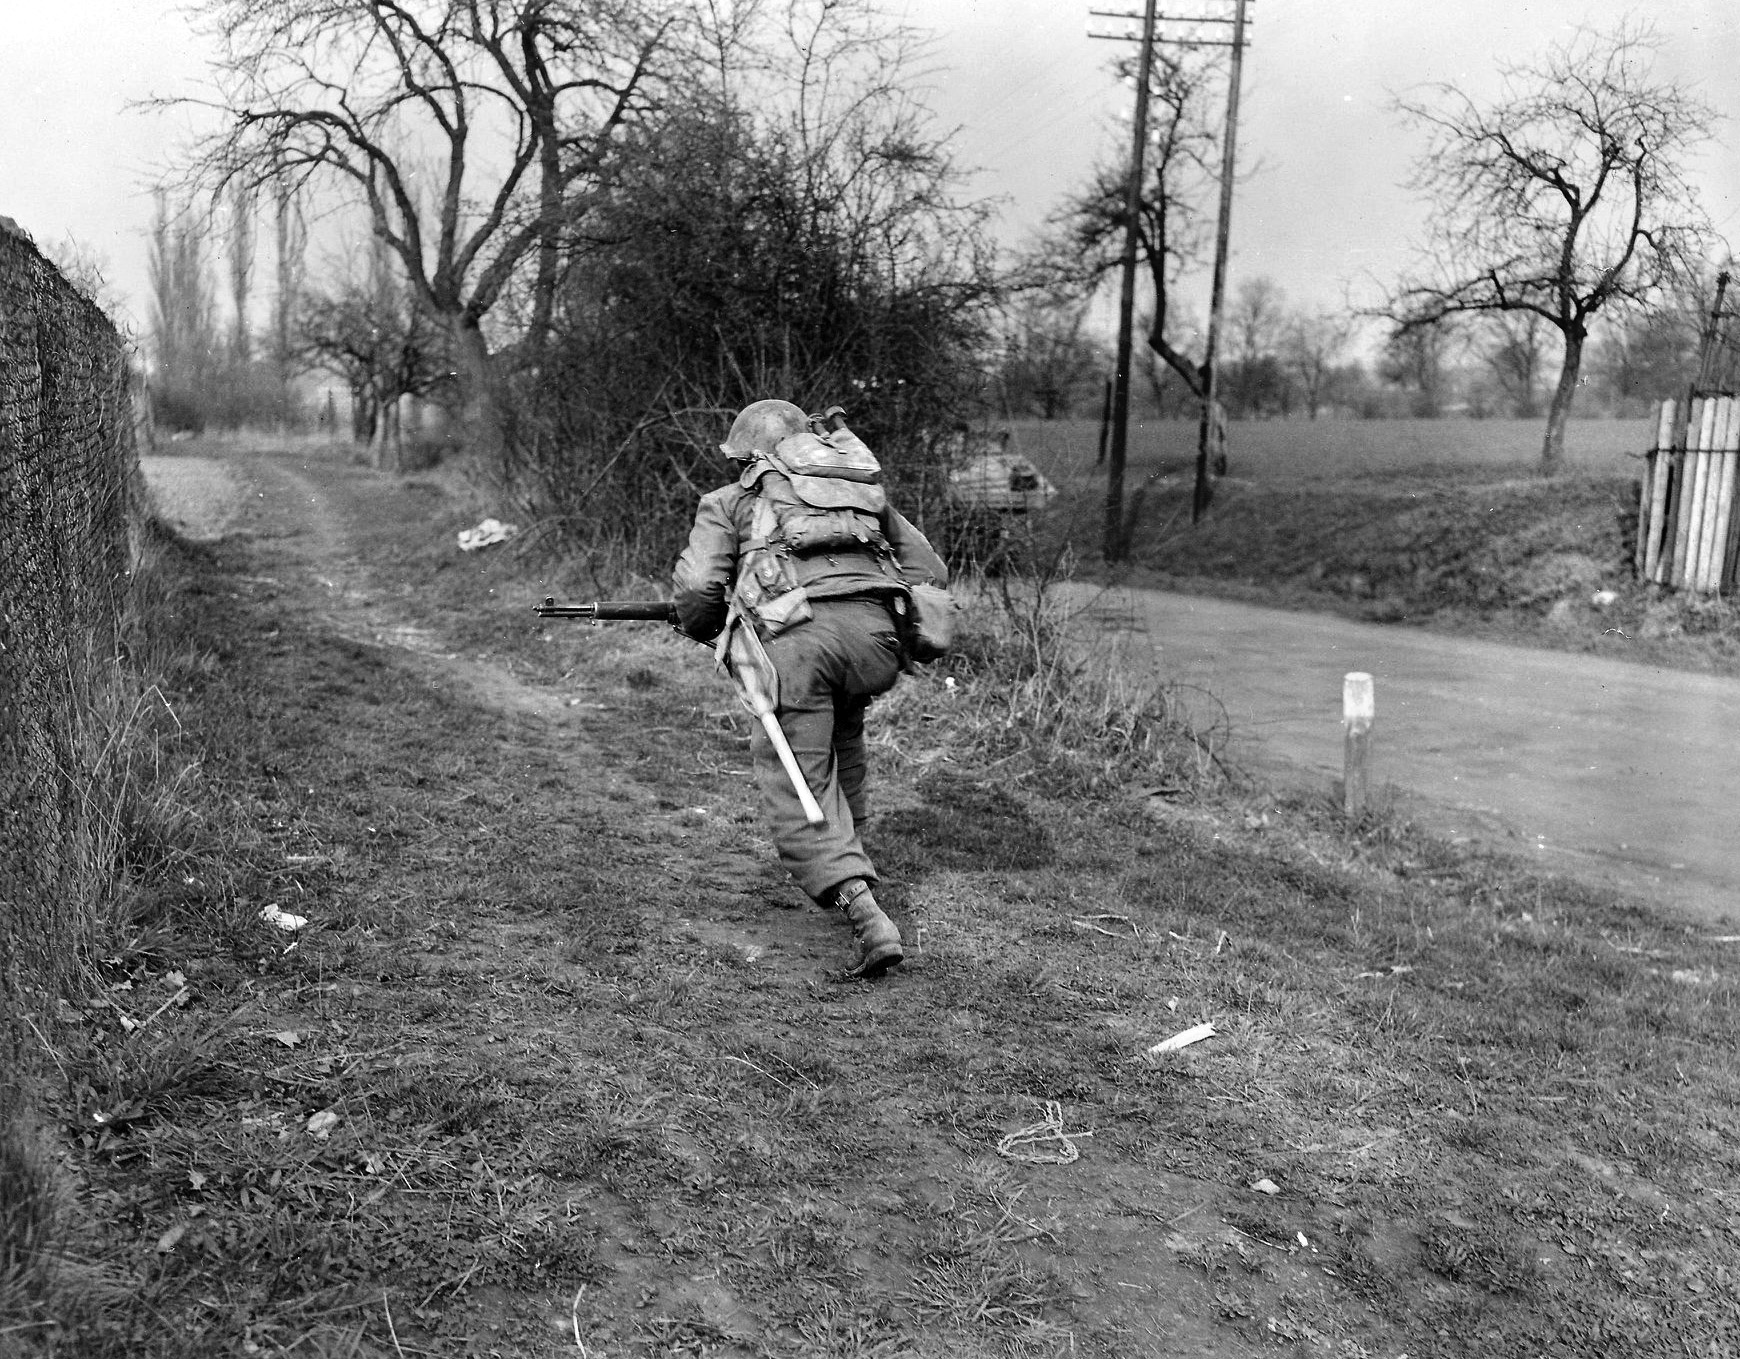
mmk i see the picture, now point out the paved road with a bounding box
[1064,585,1740,929]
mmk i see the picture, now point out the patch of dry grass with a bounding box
[875,569,1231,804]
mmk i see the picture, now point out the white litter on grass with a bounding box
[305,1110,341,1140]
[1251,1178,1280,1196]
[261,904,309,932]
[1147,1022,1217,1055]
[996,1100,1092,1165]
[457,518,519,551]
[1072,913,1141,938]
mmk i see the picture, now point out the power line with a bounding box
[1087,5,1252,16]
[1087,6,1253,44]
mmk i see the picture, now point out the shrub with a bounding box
[882,558,1228,798]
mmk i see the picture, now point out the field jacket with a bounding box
[672,479,948,644]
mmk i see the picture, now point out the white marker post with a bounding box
[1343,672,1374,818]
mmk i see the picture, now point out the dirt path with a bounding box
[1064,584,1740,929]
[151,446,847,972]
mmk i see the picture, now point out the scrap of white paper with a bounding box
[1146,1022,1217,1055]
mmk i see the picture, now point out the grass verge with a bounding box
[2,515,219,1339]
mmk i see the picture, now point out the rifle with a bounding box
[534,598,678,623]
[533,597,826,826]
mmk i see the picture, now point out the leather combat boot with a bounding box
[834,879,903,978]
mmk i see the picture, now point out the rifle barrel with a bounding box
[534,597,677,622]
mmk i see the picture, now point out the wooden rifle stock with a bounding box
[722,623,826,826]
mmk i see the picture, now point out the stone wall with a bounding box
[0,219,141,1002]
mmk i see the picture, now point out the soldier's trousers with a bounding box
[753,599,903,901]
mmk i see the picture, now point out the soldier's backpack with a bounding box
[730,409,957,663]
[732,412,895,637]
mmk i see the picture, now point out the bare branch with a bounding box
[156,0,684,462]
[1381,21,1726,467]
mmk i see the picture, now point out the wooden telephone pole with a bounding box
[1089,1,1252,554]
[1194,0,1250,523]
[1099,0,1159,564]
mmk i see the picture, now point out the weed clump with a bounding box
[880,562,1228,799]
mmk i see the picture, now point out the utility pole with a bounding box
[1193,0,1249,522]
[1089,3,1253,555]
[1099,0,1159,563]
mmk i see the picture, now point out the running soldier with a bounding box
[672,400,948,978]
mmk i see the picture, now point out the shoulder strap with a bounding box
[743,490,782,552]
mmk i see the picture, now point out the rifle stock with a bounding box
[723,623,826,826]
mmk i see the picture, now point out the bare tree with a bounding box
[147,194,220,429]
[1228,277,1284,367]
[995,291,1106,419]
[1134,304,1200,417]
[1589,276,1708,411]
[227,181,255,360]
[271,173,307,410]
[1045,48,1224,401]
[299,232,448,465]
[1282,307,1351,419]
[1481,312,1547,418]
[172,0,677,468]
[1380,319,1453,418]
[1385,22,1721,470]
[1223,275,1288,416]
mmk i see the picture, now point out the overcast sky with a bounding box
[2,0,1736,336]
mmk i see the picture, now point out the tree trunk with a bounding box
[527,107,561,355]
[449,316,508,474]
[351,385,377,444]
[370,396,402,473]
[1539,326,1585,475]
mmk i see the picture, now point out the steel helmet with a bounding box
[720,399,808,460]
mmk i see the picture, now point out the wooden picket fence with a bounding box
[1637,395,1740,593]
